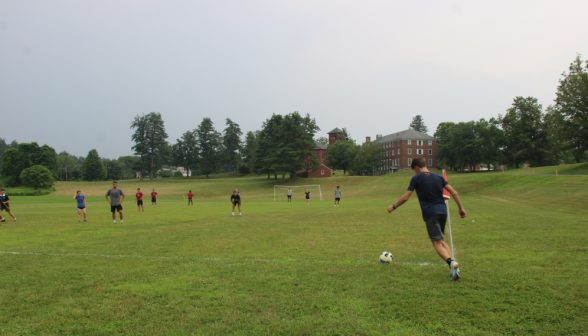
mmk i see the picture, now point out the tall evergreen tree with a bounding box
[278,112,320,179]
[410,115,429,134]
[223,118,243,178]
[196,118,222,178]
[0,148,27,186]
[131,112,169,181]
[255,114,284,179]
[552,54,588,163]
[83,149,105,181]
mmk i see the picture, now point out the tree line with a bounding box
[435,55,588,170]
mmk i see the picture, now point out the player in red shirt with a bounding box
[136,188,144,212]
[187,190,194,205]
[151,189,158,207]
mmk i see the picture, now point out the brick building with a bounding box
[311,141,327,164]
[369,129,438,174]
[327,127,344,145]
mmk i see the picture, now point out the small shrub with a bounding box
[20,165,54,189]
[173,170,184,177]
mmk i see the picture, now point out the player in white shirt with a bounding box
[287,188,292,203]
[334,186,341,207]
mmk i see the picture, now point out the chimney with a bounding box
[366,136,371,144]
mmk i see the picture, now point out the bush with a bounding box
[157,169,171,178]
[20,165,55,189]
[238,165,250,175]
[173,170,184,177]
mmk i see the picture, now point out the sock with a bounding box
[232,212,234,216]
[121,220,123,224]
[239,212,241,215]
[114,220,116,224]
[446,258,453,266]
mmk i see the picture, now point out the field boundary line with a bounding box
[0,250,439,267]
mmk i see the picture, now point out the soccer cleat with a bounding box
[14,218,17,222]
[1,218,5,222]
[84,220,87,222]
[450,261,460,281]
[239,214,242,217]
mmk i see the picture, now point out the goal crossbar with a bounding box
[274,185,323,201]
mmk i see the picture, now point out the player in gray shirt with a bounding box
[105,181,125,224]
[334,186,341,207]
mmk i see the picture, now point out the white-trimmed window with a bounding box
[392,142,394,147]
[428,149,432,155]
[408,148,412,155]
[408,140,412,145]
[417,149,423,155]
[408,158,412,166]
[321,170,324,175]
[428,159,433,166]
[397,149,400,155]
[417,140,423,146]
[428,140,432,146]
[392,151,394,156]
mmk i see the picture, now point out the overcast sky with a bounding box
[1,0,587,158]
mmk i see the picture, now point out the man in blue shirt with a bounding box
[73,190,87,222]
[388,158,467,281]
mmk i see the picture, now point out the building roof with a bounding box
[378,129,437,143]
[313,140,327,149]
[327,127,343,134]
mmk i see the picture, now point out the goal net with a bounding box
[274,185,323,201]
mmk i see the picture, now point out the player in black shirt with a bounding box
[0,188,17,223]
[231,189,241,217]
[305,190,311,205]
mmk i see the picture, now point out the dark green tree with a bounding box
[435,122,458,170]
[501,97,551,167]
[242,131,259,172]
[196,118,222,178]
[83,149,105,181]
[351,141,384,175]
[255,114,284,179]
[0,148,27,186]
[172,130,198,177]
[410,115,429,134]
[20,165,54,189]
[552,54,588,163]
[223,118,243,178]
[130,112,169,181]
[279,112,320,178]
[57,153,78,181]
[326,140,357,175]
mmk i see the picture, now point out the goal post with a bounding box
[274,185,323,201]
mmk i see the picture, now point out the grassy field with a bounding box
[1,165,587,334]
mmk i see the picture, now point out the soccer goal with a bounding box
[274,185,323,201]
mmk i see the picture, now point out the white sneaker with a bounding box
[450,261,460,281]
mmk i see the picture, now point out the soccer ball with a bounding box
[379,251,394,263]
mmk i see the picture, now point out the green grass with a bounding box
[0,172,587,334]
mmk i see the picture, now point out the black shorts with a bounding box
[77,206,85,210]
[287,195,292,198]
[233,201,240,206]
[151,198,156,203]
[1,203,9,211]
[425,214,447,241]
[335,198,340,201]
[111,204,123,213]
[137,200,143,205]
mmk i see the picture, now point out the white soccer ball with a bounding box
[379,251,394,263]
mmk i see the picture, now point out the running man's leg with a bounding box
[431,239,452,261]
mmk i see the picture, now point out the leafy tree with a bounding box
[316,137,328,146]
[255,114,283,179]
[17,142,58,179]
[0,148,27,186]
[57,153,78,181]
[501,97,551,167]
[326,140,357,175]
[196,118,222,178]
[83,149,105,181]
[130,112,169,181]
[342,127,352,141]
[238,164,250,175]
[410,115,429,134]
[551,54,588,163]
[435,122,458,170]
[173,170,184,177]
[475,118,504,169]
[223,118,243,178]
[118,156,142,179]
[278,112,320,178]
[351,141,384,175]
[20,165,54,189]
[242,131,259,172]
[172,130,198,177]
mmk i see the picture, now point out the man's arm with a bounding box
[444,184,467,218]
[105,195,111,204]
[120,194,125,204]
[388,190,413,213]
[72,195,76,200]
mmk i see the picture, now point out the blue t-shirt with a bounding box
[75,195,85,208]
[407,172,448,221]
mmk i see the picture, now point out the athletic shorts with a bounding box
[111,204,123,213]
[287,195,291,198]
[233,201,240,206]
[425,214,447,241]
[1,203,9,211]
[335,198,340,201]
[137,200,143,205]
[151,198,156,203]
[77,206,85,210]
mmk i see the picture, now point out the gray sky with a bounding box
[1,0,587,158]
